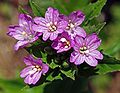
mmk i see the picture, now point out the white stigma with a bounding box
[60,38,67,42]
[60,38,70,48]
[46,22,57,32]
[80,46,89,54]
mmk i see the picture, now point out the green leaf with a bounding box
[29,0,69,15]
[82,0,107,24]
[29,0,42,16]
[61,70,75,80]
[96,54,120,75]
[83,22,106,34]
[18,6,28,14]
[0,78,25,93]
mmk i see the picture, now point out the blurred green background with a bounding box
[0,0,120,93]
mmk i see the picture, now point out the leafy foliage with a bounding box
[17,0,120,92]
[96,54,120,74]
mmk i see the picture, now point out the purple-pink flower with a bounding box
[59,10,86,39]
[33,7,68,41]
[7,14,42,50]
[52,32,75,53]
[70,33,103,66]
[20,55,49,85]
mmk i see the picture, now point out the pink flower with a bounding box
[20,55,49,85]
[7,14,42,50]
[52,32,75,53]
[70,33,103,66]
[59,10,86,39]
[33,7,68,41]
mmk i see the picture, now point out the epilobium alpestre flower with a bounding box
[52,32,75,53]
[33,7,68,41]
[59,10,86,39]
[20,55,49,85]
[7,14,42,50]
[70,33,103,66]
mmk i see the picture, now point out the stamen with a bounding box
[46,22,57,32]
[66,22,75,30]
[60,38,70,48]
[80,46,89,54]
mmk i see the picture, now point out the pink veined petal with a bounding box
[85,33,98,46]
[73,44,80,52]
[84,56,98,67]
[51,41,59,50]
[75,36,84,47]
[50,33,58,41]
[45,7,59,23]
[34,17,47,26]
[32,24,48,33]
[34,58,43,66]
[32,72,42,85]
[57,47,71,53]
[57,21,68,29]
[74,27,86,38]
[69,10,85,26]
[24,56,33,66]
[56,28,64,34]
[8,26,25,40]
[70,51,79,62]
[42,64,49,74]
[14,40,28,51]
[74,54,85,65]
[20,66,33,78]
[42,31,50,41]
[89,50,103,60]
[59,14,68,21]
[19,14,32,27]
[24,74,33,85]
[29,36,39,43]
[89,40,101,50]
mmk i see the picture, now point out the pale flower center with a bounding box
[46,22,57,32]
[66,20,75,30]
[34,65,42,71]
[22,31,27,36]
[22,31,33,40]
[60,38,70,48]
[80,46,89,54]
[28,65,42,75]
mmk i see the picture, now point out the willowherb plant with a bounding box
[7,0,120,92]
[7,7,103,84]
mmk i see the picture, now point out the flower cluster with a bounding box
[7,7,103,85]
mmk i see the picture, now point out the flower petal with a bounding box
[20,66,33,78]
[84,56,98,67]
[14,40,28,51]
[34,17,47,26]
[74,54,85,65]
[24,56,33,66]
[42,64,49,74]
[19,14,32,27]
[24,74,33,85]
[32,24,48,32]
[89,39,101,50]
[50,33,58,41]
[7,26,25,40]
[75,36,84,47]
[74,27,86,38]
[85,33,98,46]
[45,7,59,23]
[89,50,103,60]
[32,72,42,85]
[69,10,85,26]
[42,31,50,41]
[70,51,79,62]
